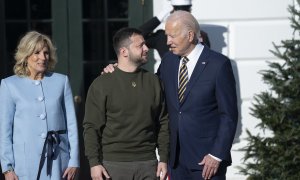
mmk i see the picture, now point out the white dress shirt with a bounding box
[178,43,204,84]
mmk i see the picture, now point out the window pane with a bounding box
[5,0,27,19]
[83,21,105,61]
[30,22,52,37]
[107,0,128,18]
[108,22,128,60]
[5,23,28,64]
[82,0,104,19]
[84,62,106,93]
[30,0,51,19]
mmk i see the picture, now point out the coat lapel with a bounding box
[172,56,181,106]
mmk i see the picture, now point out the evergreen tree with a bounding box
[239,1,300,179]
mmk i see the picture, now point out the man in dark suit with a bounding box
[158,10,238,180]
[139,0,210,58]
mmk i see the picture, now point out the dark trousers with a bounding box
[169,143,227,180]
[103,160,158,180]
[169,162,227,180]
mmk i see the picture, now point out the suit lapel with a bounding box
[180,46,210,105]
[172,56,181,106]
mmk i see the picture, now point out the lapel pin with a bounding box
[202,62,206,64]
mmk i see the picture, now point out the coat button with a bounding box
[40,133,46,139]
[39,113,46,120]
[34,81,40,85]
[37,96,44,101]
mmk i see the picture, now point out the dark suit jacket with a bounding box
[139,17,210,58]
[157,46,238,170]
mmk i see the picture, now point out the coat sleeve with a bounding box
[0,79,16,172]
[63,76,80,167]
[139,17,161,37]
[211,59,238,161]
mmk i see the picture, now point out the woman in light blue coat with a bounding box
[0,31,79,180]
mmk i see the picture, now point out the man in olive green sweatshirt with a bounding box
[83,27,169,180]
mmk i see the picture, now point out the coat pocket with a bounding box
[13,143,26,177]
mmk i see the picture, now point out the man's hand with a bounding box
[4,171,18,180]
[156,162,167,180]
[199,155,220,180]
[62,167,78,180]
[90,165,110,180]
[101,63,117,74]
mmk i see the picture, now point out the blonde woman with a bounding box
[0,31,79,180]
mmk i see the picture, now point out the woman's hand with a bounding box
[62,167,78,180]
[4,171,18,180]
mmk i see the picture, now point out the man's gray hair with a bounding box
[166,10,201,40]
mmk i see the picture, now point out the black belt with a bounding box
[36,130,66,180]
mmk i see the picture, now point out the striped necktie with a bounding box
[178,57,189,103]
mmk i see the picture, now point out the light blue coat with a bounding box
[0,72,79,180]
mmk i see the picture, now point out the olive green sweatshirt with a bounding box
[83,68,169,167]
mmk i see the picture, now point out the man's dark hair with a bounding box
[173,5,191,12]
[113,27,143,55]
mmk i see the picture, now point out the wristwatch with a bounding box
[3,167,14,174]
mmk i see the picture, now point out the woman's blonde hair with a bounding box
[13,31,57,76]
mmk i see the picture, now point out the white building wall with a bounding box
[152,0,294,179]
